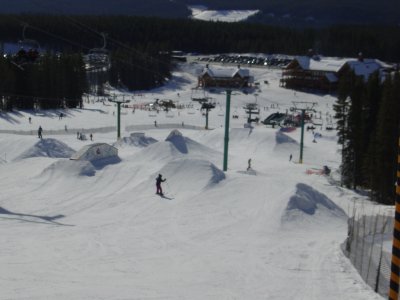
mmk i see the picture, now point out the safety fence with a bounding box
[0,123,207,136]
[343,214,393,298]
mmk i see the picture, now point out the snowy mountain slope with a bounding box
[0,63,385,299]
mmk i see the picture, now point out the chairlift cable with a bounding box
[9,16,169,79]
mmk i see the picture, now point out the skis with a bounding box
[156,193,174,200]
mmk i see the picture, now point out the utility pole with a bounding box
[108,94,130,140]
[290,101,316,164]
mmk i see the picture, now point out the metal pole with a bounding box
[389,136,400,300]
[117,102,121,139]
[223,90,231,171]
[299,109,305,164]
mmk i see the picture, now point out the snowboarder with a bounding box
[156,174,166,196]
[247,158,252,171]
[38,126,43,139]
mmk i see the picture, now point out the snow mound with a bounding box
[165,129,188,153]
[15,138,76,160]
[41,159,96,177]
[134,131,220,165]
[282,183,346,224]
[275,131,297,144]
[158,158,225,194]
[115,132,157,148]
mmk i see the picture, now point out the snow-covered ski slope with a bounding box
[0,62,386,299]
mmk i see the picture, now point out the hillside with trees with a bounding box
[334,71,400,204]
[0,0,398,26]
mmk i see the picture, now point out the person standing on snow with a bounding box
[156,174,166,196]
[38,126,43,139]
[247,158,252,171]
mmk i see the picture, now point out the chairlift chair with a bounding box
[191,87,208,102]
[87,33,110,70]
[13,24,41,68]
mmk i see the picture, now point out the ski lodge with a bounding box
[280,52,392,92]
[198,65,253,88]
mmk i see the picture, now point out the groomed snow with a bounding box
[0,61,386,299]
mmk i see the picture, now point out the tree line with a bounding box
[0,53,87,110]
[0,15,399,61]
[334,71,400,205]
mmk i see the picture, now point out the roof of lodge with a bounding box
[200,66,250,78]
[292,56,392,79]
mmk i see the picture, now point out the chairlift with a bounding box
[13,24,41,69]
[191,87,209,102]
[87,33,110,70]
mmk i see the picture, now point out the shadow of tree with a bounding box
[0,112,21,124]
[0,206,73,226]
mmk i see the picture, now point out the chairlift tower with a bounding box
[108,94,130,140]
[192,88,214,129]
[244,103,260,124]
[290,101,317,164]
[223,90,232,171]
[201,102,216,130]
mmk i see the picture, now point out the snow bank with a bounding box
[275,131,297,145]
[282,183,346,224]
[115,132,157,148]
[158,158,225,194]
[166,129,188,153]
[15,138,75,160]
[41,159,96,177]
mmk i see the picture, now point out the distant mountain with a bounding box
[0,0,397,26]
[0,0,190,18]
[194,0,400,26]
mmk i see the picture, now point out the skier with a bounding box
[38,126,43,139]
[289,154,292,162]
[156,174,166,196]
[90,133,93,141]
[247,158,252,171]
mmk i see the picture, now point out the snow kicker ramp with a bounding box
[14,138,75,161]
[157,158,225,195]
[282,183,346,226]
[132,129,221,165]
[114,132,157,148]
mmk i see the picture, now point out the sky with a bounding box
[0,59,389,299]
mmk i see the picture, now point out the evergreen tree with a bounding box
[372,73,400,204]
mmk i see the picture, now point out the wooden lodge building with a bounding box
[280,52,392,92]
[198,65,253,89]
